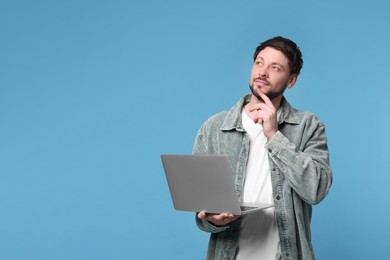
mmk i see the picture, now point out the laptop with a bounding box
[161,154,274,215]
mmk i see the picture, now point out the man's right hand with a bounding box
[197,211,239,226]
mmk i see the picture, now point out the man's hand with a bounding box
[249,90,278,139]
[197,211,239,226]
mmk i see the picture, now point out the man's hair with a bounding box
[253,36,303,75]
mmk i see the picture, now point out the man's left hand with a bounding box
[249,90,278,139]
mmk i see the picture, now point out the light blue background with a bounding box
[1,0,389,259]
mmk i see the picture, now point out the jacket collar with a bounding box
[220,94,300,132]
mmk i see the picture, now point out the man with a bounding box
[193,36,332,260]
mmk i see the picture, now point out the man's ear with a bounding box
[287,74,298,88]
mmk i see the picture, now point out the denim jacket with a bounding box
[193,94,332,260]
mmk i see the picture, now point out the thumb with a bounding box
[197,211,206,219]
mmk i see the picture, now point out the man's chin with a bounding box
[250,90,265,103]
[250,85,276,101]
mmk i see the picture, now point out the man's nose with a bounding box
[258,68,268,78]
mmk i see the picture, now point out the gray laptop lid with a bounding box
[161,154,273,215]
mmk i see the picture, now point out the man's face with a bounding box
[249,47,297,101]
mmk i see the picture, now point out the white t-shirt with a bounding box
[235,109,281,260]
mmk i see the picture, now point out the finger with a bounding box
[253,118,263,124]
[204,213,224,222]
[257,90,274,108]
[207,213,230,222]
[197,211,207,219]
[253,109,269,120]
[249,104,260,112]
[198,212,222,221]
[218,214,238,225]
[249,103,271,112]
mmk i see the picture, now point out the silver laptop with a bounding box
[161,154,274,215]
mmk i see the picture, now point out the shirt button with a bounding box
[268,148,272,153]
[276,195,281,200]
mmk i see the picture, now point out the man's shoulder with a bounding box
[197,94,251,133]
[202,110,230,127]
[202,95,248,127]
[291,107,325,126]
[293,107,317,117]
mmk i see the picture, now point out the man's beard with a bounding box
[249,84,286,102]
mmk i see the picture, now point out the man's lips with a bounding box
[253,78,270,86]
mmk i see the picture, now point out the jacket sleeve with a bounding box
[265,119,332,205]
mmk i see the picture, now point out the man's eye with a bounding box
[272,66,281,71]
